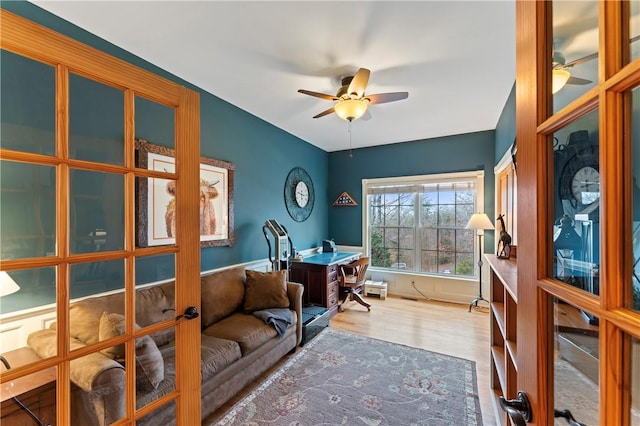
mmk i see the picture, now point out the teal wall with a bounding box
[495,83,516,164]
[327,130,497,252]
[2,1,329,273]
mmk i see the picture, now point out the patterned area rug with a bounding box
[215,328,483,425]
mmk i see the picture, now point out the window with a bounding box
[364,171,485,278]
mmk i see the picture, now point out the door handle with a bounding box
[163,306,200,321]
[499,391,532,425]
[554,408,587,426]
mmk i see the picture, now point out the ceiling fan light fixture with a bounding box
[552,68,571,94]
[334,99,368,121]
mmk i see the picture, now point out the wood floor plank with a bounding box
[205,295,495,426]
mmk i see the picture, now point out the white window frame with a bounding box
[362,170,486,277]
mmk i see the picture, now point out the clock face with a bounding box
[295,181,309,207]
[284,167,314,222]
[571,166,600,205]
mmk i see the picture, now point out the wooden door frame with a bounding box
[516,1,640,424]
[0,10,201,424]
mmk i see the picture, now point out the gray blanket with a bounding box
[252,308,292,337]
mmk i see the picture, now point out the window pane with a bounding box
[455,252,474,276]
[70,170,124,254]
[1,161,56,259]
[552,0,598,111]
[69,73,124,165]
[631,336,640,423]
[367,174,480,277]
[0,364,57,425]
[0,50,55,155]
[551,109,599,297]
[438,205,455,227]
[421,251,437,273]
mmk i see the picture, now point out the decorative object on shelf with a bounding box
[284,167,315,222]
[466,213,495,312]
[333,192,357,206]
[135,139,235,247]
[511,139,517,172]
[496,214,512,259]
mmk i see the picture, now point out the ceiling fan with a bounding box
[552,34,640,94]
[298,68,408,121]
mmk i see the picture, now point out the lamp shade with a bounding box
[552,69,570,94]
[0,271,20,297]
[334,99,368,121]
[466,213,495,230]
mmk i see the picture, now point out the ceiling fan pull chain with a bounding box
[348,120,353,158]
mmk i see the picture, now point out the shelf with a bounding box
[505,340,518,372]
[491,301,506,335]
[491,345,507,391]
[485,255,517,302]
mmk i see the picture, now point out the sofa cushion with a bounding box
[201,267,246,328]
[243,270,289,313]
[200,335,242,382]
[203,312,279,354]
[135,282,176,346]
[98,313,164,391]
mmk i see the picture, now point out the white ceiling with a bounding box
[31,1,517,152]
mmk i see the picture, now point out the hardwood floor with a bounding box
[204,295,496,425]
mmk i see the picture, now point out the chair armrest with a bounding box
[287,282,304,346]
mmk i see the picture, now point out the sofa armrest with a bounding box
[287,282,304,346]
[28,329,126,425]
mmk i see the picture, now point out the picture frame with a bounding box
[135,139,235,247]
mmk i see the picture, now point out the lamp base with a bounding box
[469,294,489,312]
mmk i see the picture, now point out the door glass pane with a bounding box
[69,73,124,165]
[551,109,600,297]
[0,365,57,425]
[0,267,56,315]
[135,176,178,248]
[552,0,599,111]
[1,161,56,259]
[135,96,175,149]
[554,298,599,425]
[631,336,640,423]
[632,86,640,313]
[632,1,640,62]
[70,170,124,254]
[134,254,175,412]
[70,259,124,300]
[0,50,55,155]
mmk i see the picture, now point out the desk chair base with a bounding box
[339,288,371,312]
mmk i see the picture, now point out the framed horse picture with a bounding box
[135,139,235,248]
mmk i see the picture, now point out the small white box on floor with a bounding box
[364,280,387,299]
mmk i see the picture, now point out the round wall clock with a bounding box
[284,167,314,222]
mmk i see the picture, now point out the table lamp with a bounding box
[0,271,20,297]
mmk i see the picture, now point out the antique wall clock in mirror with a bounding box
[284,167,314,222]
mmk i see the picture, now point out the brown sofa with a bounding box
[26,266,303,425]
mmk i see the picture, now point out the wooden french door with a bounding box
[0,10,201,425]
[515,1,640,425]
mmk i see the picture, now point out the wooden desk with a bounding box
[290,252,360,316]
[1,347,56,425]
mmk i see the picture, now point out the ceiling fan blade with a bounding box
[348,68,370,98]
[567,76,592,85]
[361,110,373,121]
[562,52,598,69]
[562,35,639,69]
[312,107,336,119]
[366,92,409,105]
[298,89,338,101]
